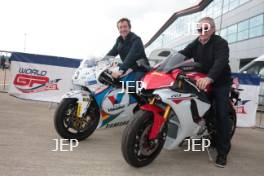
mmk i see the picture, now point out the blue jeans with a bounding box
[122,71,145,93]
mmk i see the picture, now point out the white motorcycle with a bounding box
[54,57,146,141]
[121,50,239,167]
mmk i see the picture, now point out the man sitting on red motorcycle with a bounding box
[179,17,233,168]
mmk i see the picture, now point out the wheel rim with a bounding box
[133,120,166,161]
[62,103,96,134]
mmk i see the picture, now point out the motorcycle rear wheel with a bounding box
[207,102,237,148]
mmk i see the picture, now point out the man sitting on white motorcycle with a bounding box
[106,18,149,92]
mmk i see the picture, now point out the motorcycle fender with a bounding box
[62,90,90,100]
[140,104,165,140]
[62,90,91,117]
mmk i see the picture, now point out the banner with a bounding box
[9,52,81,102]
[232,73,261,127]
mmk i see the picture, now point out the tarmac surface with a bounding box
[0,92,264,176]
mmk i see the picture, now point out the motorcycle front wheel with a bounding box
[121,110,167,167]
[54,98,100,141]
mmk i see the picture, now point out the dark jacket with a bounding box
[179,34,232,87]
[107,32,149,72]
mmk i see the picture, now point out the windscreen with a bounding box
[79,59,97,68]
[79,56,114,69]
[156,52,187,72]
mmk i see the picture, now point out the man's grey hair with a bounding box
[198,17,216,28]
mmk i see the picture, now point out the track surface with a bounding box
[0,93,264,176]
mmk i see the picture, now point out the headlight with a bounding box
[73,70,80,80]
[72,84,82,90]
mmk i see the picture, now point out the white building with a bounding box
[145,0,264,72]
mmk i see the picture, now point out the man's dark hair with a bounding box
[117,18,131,28]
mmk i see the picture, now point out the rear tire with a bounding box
[54,98,100,141]
[121,110,167,167]
[229,103,237,139]
[207,102,237,148]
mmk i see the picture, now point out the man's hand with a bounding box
[196,77,213,90]
[111,71,123,79]
[111,61,118,67]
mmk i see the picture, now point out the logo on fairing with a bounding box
[101,89,129,115]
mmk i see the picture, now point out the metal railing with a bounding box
[0,68,11,92]
[0,51,12,92]
[257,93,264,128]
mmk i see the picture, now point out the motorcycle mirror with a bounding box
[136,59,146,66]
[136,58,151,71]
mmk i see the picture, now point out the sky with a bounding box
[0,0,199,59]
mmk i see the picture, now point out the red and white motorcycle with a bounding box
[121,50,239,167]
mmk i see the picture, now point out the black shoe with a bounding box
[215,154,227,168]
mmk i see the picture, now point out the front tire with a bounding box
[54,98,100,141]
[121,110,167,167]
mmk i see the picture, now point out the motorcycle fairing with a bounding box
[141,71,175,90]
[147,88,210,150]
[93,74,138,128]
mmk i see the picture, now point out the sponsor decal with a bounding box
[101,89,129,115]
[13,68,61,93]
[105,120,129,128]
[234,100,250,114]
[169,94,195,104]
[232,77,239,89]
[232,77,250,114]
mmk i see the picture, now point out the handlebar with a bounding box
[136,59,152,71]
[98,68,120,87]
[177,74,201,93]
[173,74,210,103]
[176,74,242,104]
[105,69,113,77]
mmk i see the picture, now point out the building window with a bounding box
[213,0,223,18]
[145,0,254,52]
[223,0,229,14]
[220,28,228,40]
[237,20,249,41]
[222,0,250,14]
[220,13,264,44]
[249,14,264,38]
[227,24,237,43]
[229,0,240,11]
[206,3,213,17]
[240,0,250,4]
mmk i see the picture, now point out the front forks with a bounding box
[150,97,171,121]
[76,98,91,118]
[140,97,171,140]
